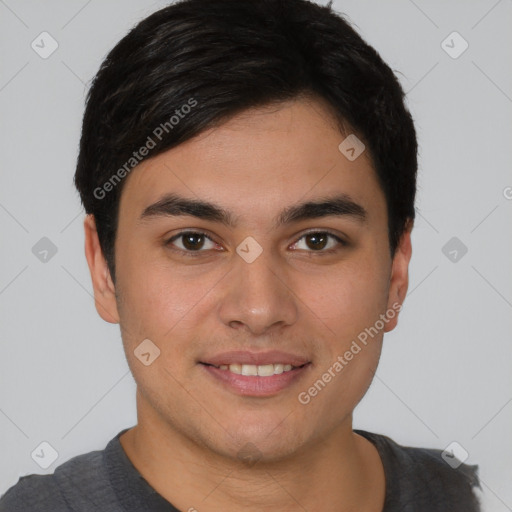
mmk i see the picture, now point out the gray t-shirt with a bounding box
[0,428,482,511]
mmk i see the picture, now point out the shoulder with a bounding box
[355,429,482,512]
[0,472,68,512]
[0,447,106,512]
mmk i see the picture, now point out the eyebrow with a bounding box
[139,192,367,229]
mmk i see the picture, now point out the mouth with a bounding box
[201,362,308,376]
[198,351,312,397]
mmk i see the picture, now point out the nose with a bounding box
[217,247,298,336]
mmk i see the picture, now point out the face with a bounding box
[86,97,411,463]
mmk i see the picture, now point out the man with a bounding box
[0,0,482,510]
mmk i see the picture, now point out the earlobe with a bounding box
[83,214,120,324]
[384,220,413,332]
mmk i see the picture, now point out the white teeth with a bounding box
[241,364,258,376]
[229,363,242,375]
[273,364,284,374]
[257,364,275,377]
[217,363,299,376]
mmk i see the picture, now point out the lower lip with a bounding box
[200,363,311,397]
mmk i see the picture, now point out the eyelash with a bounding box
[165,230,347,257]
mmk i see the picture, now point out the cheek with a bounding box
[115,251,224,364]
[304,267,387,416]
[304,257,390,342]
[118,274,187,342]
[115,272,198,396]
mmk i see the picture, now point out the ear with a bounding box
[84,214,120,324]
[384,220,413,333]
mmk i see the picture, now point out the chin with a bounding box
[214,416,308,462]
[214,437,301,466]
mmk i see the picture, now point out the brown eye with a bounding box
[291,231,345,253]
[181,233,206,250]
[166,231,218,253]
[304,232,329,250]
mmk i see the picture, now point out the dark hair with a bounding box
[74,0,417,282]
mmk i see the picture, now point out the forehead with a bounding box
[118,97,385,226]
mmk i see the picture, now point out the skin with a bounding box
[84,96,412,512]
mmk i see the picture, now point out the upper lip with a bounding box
[201,350,310,367]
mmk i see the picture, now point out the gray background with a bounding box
[1,0,511,509]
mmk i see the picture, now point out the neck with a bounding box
[119,390,385,512]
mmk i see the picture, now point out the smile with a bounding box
[199,354,311,396]
[206,362,303,376]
